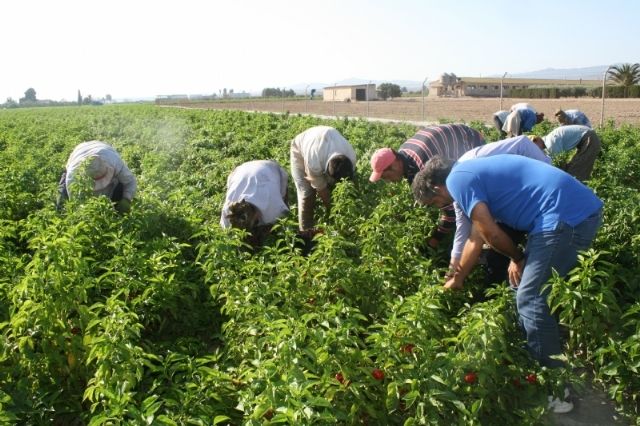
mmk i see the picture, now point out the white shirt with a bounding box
[65,141,137,200]
[291,126,357,191]
[220,160,289,228]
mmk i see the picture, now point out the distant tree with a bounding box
[401,86,408,92]
[24,88,37,102]
[608,63,640,97]
[77,90,82,105]
[4,97,18,108]
[83,95,92,104]
[377,83,402,100]
[310,88,316,99]
[105,94,112,102]
[229,89,234,95]
[223,88,228,98]
[262,88,282,97]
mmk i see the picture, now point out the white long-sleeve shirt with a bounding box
[220,160,289,228]
[65,141,137,200]
[290,126,357,192]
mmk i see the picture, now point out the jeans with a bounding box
[515,209,602,368]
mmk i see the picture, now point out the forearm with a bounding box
[449,235,483,282]
[483,229,523,262]
[317,187,330,209]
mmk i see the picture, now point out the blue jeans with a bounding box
[515,210,602,368]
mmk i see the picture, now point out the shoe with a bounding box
[548,388,573,414]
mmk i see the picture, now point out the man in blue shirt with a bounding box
[531,125,601,181]
[411,155,603,412]
[555,109,592,128]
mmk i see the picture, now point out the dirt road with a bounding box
[159,96,640,126]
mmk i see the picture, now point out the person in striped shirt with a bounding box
[369,124,485,248]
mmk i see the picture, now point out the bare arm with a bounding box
[444,226,484,289]
[317,187,331,209]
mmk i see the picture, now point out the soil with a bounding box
[159,96,640,127]
[549,382,628,425]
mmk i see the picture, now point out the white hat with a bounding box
[86,156,115,191]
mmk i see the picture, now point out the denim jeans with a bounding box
[515,209,602,368]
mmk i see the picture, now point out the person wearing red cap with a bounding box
[369,124,484,248]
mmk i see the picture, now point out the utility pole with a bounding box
[600,66,613,127]
[421,77,428,122]
[500,72,508,111]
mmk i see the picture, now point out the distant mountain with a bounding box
[493,65,619,80]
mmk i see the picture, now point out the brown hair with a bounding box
[226,200,259,231]
[327,155,354,181]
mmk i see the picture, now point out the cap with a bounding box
[369,148,396,182]
[86,156,115,191]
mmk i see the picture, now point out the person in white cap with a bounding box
[220,160,290,246]
[57,141,137,213]
[290,126,356,234]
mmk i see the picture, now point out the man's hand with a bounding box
[508,258,525,287]
[444,274,464,290]
[115,198,131,214]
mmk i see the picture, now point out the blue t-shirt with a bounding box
[518,108,538,132]
[446,155,603,235]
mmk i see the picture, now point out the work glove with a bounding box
[115,198,131,214]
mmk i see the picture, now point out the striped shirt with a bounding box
[398,124,485,242]
[398,124,485,184]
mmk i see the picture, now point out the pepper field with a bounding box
[0,105,638,425]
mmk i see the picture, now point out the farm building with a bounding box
[323,84,377,102]
[428,73,601,98]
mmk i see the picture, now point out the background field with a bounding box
[158,96,640,126]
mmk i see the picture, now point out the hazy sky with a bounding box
[3,0,639,101]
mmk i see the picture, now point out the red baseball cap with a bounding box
[369,148,396,182]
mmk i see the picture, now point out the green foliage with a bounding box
[378,83,402,100]
[1,105,639,423]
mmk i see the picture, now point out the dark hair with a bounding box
[535,112,545,123]
[411,156,454,203]
[327,155,354,181]
[226,199,259,231]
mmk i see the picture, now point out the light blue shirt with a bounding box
[564,110,592,128]
[447,155,603,236]
[543,125,591,156]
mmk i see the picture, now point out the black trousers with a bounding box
[483,223,526,285]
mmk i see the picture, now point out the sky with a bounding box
[2,0,639,101]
